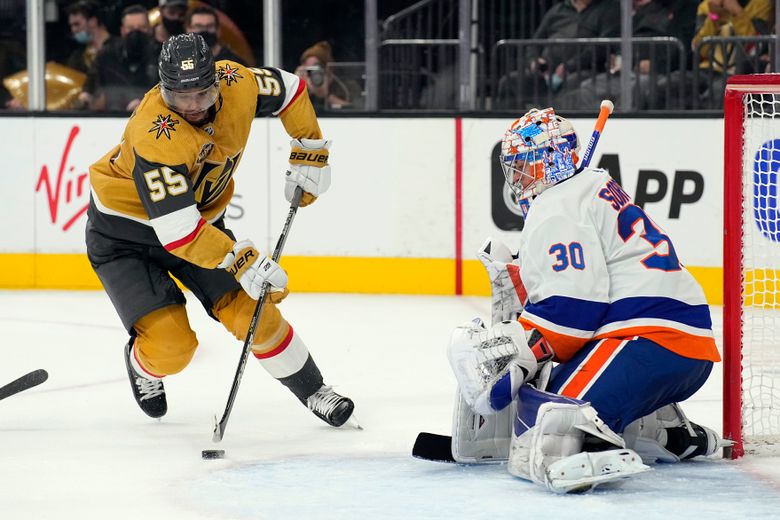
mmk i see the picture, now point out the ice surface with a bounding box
[0,291,778,519]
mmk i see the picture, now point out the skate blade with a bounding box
[344,414,363,430]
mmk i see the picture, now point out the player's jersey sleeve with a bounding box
[518,215,610,362]
[132,151,233,268]
[246,66,322,140]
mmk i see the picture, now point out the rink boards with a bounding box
[0,115,740,301]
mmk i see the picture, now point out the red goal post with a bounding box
[724,74,780,459]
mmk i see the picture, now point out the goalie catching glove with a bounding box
[447,319,541,415]
[286,138,332,207]
[218,240,288,300]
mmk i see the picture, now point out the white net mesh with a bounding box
[741,92,780,453]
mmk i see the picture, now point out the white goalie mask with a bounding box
[499,108,580,204]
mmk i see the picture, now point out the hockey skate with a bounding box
[305,385,357,428]
[124,339,167,419]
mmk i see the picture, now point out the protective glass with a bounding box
[160,81,219,115]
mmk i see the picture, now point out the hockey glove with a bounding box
[286,138,332,207]
[447,318,538,415]
[477,238,527,325]
[218,240,288,300]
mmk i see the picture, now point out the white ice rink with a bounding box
[2,291,780,519]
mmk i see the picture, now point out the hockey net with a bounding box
[724,74,780,458]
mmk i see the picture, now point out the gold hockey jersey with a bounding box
[88,61,322,268]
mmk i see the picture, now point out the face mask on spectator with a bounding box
[196,31,217,48]
[125,30,149,63]
[74,30,91,44]
[162,17,185,36]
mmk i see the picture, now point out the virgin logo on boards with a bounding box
[35,125,89,232]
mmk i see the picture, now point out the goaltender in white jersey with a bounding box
[442,107,726,494]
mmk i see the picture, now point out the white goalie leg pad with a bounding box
[451,389,514,463]
[623,403,730,463]
[507,388,648,492]
[622,405,682,463]
[447,318,537,415]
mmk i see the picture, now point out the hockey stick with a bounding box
[212,186,304,443]
[413,432,457,463]
[575,99,614,173]
[0,369,48,401]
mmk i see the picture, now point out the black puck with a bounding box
[201,449,225,460]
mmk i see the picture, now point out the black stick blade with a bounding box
[412,432,456,463]
[0,369,49,401]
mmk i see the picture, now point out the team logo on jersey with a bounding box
[193,150,243,206]
[148,114,179,140]
[217,64,243,86]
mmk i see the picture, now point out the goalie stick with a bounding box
[576,99,614,173]
[212,186,304,443]
[413,432,457,463]
[0,369,48,401]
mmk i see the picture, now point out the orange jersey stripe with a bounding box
[518,316,590,363]
[593,326,721,363]
[557,338,626,398]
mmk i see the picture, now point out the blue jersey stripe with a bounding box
[601,296,712,330]
[524,296,609,331]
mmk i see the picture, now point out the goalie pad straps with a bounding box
[622,403,729,463]
[451,390,513,463]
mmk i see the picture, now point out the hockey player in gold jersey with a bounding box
[86,33,355,427]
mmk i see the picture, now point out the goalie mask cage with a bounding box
[724,74,780,459]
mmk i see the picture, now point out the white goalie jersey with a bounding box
[515,167,720,364]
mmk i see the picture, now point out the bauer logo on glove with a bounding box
[289,150,328,165]
[285,138,332,207]
[218,239,288,300]
[226,248,256,277]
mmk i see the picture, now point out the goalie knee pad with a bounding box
[451,389,513,463]
[507,386,647,492]
[623,403,729,463]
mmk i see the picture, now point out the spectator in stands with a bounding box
[294,41,361,112]
[153,0,187,48]
[66,0,114,75]
[577,0,676,110]
[692,0,774,105]
[497,0,621,110]
[692,0,774,71]
[79,4,157,112]
[185,5,243,63]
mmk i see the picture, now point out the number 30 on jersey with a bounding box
[549,242,585,272]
